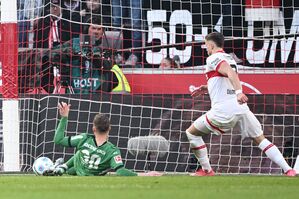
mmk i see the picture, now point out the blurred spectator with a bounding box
[43,16,126,94]
[112,0,143,67]
[63,0,82,38]
[33,0,71,48]
[18,0,44,47]
[110,64,131,93]
[17,0,30,47]
[63,0,81,13]
[159,55,181,69]
[80,0,102,23]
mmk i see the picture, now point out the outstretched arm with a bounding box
[115,167,138,176]
[54,117,69,145]
[111,152,163,177]
[54,102,71,146]
[115,167,162,176]
[190,85,208,97]
[54,102,88,147]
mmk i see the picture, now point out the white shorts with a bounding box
[193,110,263,139]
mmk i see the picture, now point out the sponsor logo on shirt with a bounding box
[114,155,122,164]
[83,143,106,155]
[211,57,221,66]
[227,89,235,95]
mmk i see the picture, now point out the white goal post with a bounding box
[1,0,20,172]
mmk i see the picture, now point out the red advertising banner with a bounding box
[0,71,297,95]
[125,73,299,94]
[245,0,280,8]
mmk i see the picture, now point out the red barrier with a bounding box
[246,0,280,8]
[125,73,299,94]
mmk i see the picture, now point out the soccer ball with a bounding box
[32,157,54,175]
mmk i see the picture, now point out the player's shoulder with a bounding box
[105,141,119,149]
[208,52,236,65]
[78,133,94,142]
[72,133,91,147]
[72,132,89,139]
[81,133,90,138]
[209,51,227,60]
[207,53,224,67]
[103,141,121,154]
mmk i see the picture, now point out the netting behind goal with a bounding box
[13,0,299,95]
[8,94,297,174]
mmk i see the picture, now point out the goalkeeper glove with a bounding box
[42,158,67,176]
[53,164,68,176]
[43,163,68,176]
[54,158,64,167]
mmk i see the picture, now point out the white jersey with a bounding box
[205,50,249,121]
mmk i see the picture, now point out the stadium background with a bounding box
[0,0,299,174]
[6,0,299,94]
[142,0,298,68]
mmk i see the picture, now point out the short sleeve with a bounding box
[110,149,124,169]
[207,54,226,71]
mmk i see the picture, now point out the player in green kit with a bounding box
[44,102,161,176]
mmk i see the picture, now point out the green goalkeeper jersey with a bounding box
[55,117,124,176]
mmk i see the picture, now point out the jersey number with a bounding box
[81,149,101,169]
[223,54,238,73]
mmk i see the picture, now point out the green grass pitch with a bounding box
[0,175,298,199]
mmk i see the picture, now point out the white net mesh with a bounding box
[1,95,294,174]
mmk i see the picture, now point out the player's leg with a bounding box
[186,113,214,176]
[254,134,296,176]
[242,111,296,176]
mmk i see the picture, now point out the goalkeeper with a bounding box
[46,102,161,176]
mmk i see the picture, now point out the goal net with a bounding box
[14,0,299,94]
[0,0,299,174]
[1,94,294,174]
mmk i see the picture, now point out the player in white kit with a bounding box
[186,32,296,177]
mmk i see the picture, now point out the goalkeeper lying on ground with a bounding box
[44,102,161,176]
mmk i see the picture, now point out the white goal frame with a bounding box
[1,0,20,171]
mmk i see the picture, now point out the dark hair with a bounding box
[83,16,103,34]
[205,32,224,48]
[93,114,110,133]
[50,0,61,5]
[163,56,180,68]
[164,57,173,64]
